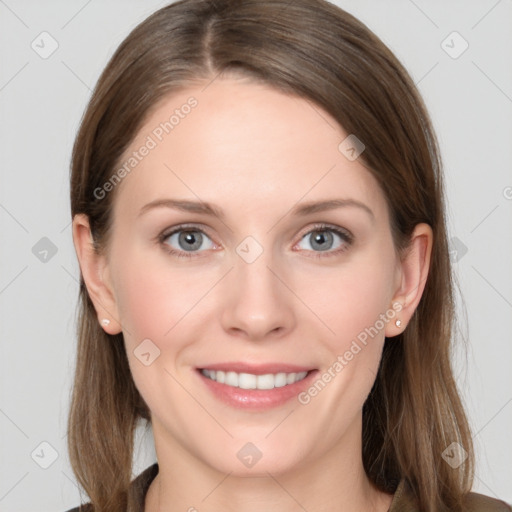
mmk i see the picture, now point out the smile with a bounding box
[200,369,309,390]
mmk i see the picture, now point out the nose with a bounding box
[220,245,296,341]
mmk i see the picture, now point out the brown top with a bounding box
[66,463,512,511]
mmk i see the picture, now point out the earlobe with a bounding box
[72,214,122,335]
[385,223,433,338]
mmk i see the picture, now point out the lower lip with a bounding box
[196,369,318,410]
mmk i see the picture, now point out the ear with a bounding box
[385,223,433,338]
[72,213,122,335]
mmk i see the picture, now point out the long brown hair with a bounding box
[68,1,474,510]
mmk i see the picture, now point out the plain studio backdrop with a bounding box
[0,1,511,510]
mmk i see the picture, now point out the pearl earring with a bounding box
[101,318,111,326]
[395,319,402,327]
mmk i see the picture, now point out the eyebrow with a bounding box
[138,198,374,221]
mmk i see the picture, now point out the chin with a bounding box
[199,437,308,477]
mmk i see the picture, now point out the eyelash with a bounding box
[156,223,354,260]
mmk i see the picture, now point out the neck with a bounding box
[144,419,393,512]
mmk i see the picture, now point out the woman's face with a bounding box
[101,77,404,475]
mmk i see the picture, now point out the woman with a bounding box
[65,0,511,511]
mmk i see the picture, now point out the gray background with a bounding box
[0,0,511,510]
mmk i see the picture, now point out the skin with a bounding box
[73,76,433,512]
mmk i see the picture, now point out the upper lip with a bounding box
[197,362,315,375]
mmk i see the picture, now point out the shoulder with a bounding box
[463,491,512,511]
[390,479,512,512]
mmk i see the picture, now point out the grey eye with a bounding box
[165,230,214,252]
[297,229,346,252]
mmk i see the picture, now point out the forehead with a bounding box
[111,78,388,224]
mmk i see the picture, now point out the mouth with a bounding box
[199,368,309,390]
[196,363,318,410]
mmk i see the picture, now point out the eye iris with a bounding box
[179,231,202,251]
[311,230,333,251]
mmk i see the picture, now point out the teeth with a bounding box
[201,369,308,389]
[238,373,256,389]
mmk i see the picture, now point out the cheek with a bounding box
[302,255,395,349]
[111,250,202,411]
[112,247,204,345]
[295,262,394,430]
[320,254,395,390]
